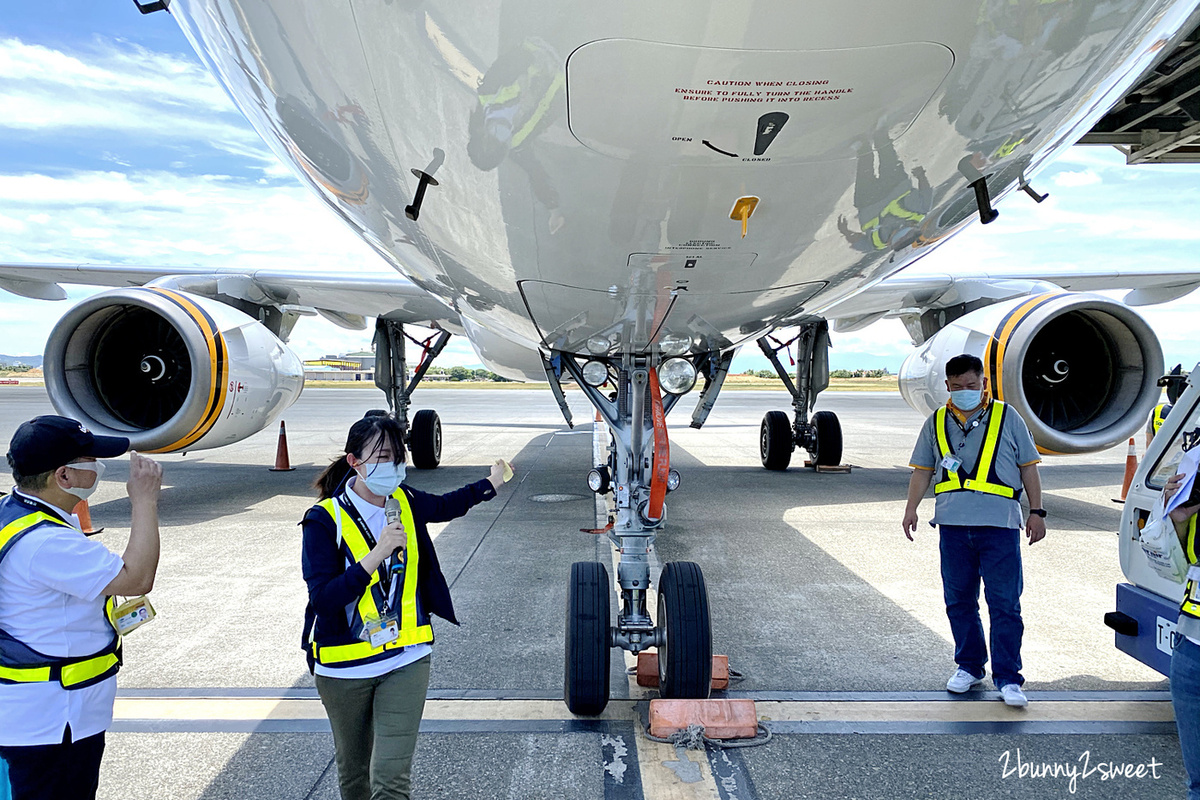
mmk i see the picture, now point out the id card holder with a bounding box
[359,612,400,648]
[112,595,156,634]
[1188,565,1200,601]
[940,454,962,473]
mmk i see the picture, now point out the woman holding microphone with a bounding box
[301,412,509,800]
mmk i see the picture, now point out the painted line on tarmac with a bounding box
[110,696,1175,733]
[114,687,1174,703]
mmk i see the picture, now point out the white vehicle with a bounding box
[6,0,1200,713]
[1109,364,1200,675]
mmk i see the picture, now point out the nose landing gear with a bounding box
[552,352,720,715]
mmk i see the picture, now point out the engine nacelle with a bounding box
[899,292,1163,454]
[44,288,305,453]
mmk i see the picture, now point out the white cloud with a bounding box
[1051,169,1101,188]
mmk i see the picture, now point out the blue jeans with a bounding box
[1173,635,1200,800]
[939,525,1024,687]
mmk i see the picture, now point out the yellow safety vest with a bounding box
[0,501,122,690]
[308,489,432,667]
[934,401,1019,499]
[1183,516,1199,621]
[1152,403,1170,435]
[862,190,927,250]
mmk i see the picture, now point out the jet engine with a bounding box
[43,287,305,453]
[898,292,1163,454]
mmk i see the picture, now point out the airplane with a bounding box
[5,0,1200,715]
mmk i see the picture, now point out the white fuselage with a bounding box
[169,0,1200,378]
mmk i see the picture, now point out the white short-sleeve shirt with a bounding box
[0,490,124,745]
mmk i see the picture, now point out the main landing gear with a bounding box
[757,319,843,471]
[374,318,451,468]
[550,350,729,715]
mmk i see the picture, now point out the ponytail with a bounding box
[315,455,353,500]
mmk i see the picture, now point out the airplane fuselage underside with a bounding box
[171,0,1200,378]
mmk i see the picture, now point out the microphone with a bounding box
[385,497,405,573]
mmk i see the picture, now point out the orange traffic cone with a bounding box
[269,421,296,472]
[1114,437,1137,503]
[73,499,103,535]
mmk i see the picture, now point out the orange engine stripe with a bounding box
[144,289,229,452]
[990,293,1063,402]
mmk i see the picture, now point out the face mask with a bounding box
[63,460,105,501]
[949,389,983,410]
[358,461,405,497]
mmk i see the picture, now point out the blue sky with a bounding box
[2,6,1200,378]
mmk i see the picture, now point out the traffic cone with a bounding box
[269,421,296,472]
[1114,437,1137,503]
[73,499,103,535]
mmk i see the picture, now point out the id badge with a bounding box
[359,612,400,648]
[940,454,962,473]
[1188,565,1200,602]
[112,595,156,634]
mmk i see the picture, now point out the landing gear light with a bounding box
[582,360,608,387]
[666,468,681,492]
[658,332,691,357]
[587,466,611,494]
[658,358,697,394]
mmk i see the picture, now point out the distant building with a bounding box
[303,352,375,382]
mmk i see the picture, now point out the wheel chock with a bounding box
[803,461,852,473]
[636,653,729,690]
[648,698,758,739]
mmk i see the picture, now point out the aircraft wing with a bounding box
[0,262,461,333]
[825,268,1200,334]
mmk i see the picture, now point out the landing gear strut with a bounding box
[757,319,843,470]
[374,319,451,468]
[552,352,721,715]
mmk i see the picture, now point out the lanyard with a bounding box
[945,403,991,455]
[337,493,395,610]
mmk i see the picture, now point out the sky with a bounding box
[2,5,1200,379]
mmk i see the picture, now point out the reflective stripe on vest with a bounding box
[310,489,432,667]
[934,401,1018,498]
[0,501,123,689]
[1183,516,1200,621]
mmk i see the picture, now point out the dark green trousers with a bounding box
[315,654,431,800]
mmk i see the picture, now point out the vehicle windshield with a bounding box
[1147,394,1200,489]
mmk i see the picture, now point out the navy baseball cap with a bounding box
[6,415,130,476]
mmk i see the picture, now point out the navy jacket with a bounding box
[300,479,496,670]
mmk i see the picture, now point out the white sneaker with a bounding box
[946,668,984,693]
[1000,684,1028,707]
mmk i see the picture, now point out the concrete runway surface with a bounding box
[0,385,1188,799]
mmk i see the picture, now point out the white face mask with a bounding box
[63,460,105,501]
[357,461,406,497]
[949,389,984,410]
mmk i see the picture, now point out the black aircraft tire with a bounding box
[812,410,843,467]
[410,409,442,469]
[565,561,611,716]
[656,561,712,700]
[761,411,793,471]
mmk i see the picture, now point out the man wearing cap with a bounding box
[0,415,162,800]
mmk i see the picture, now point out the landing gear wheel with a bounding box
[810,410,843,467]
[656,561,712,699]
[409,409,441,469]
[760,411,793,471]
[565,561,611,715]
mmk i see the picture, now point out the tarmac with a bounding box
[0,385,1187,799]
